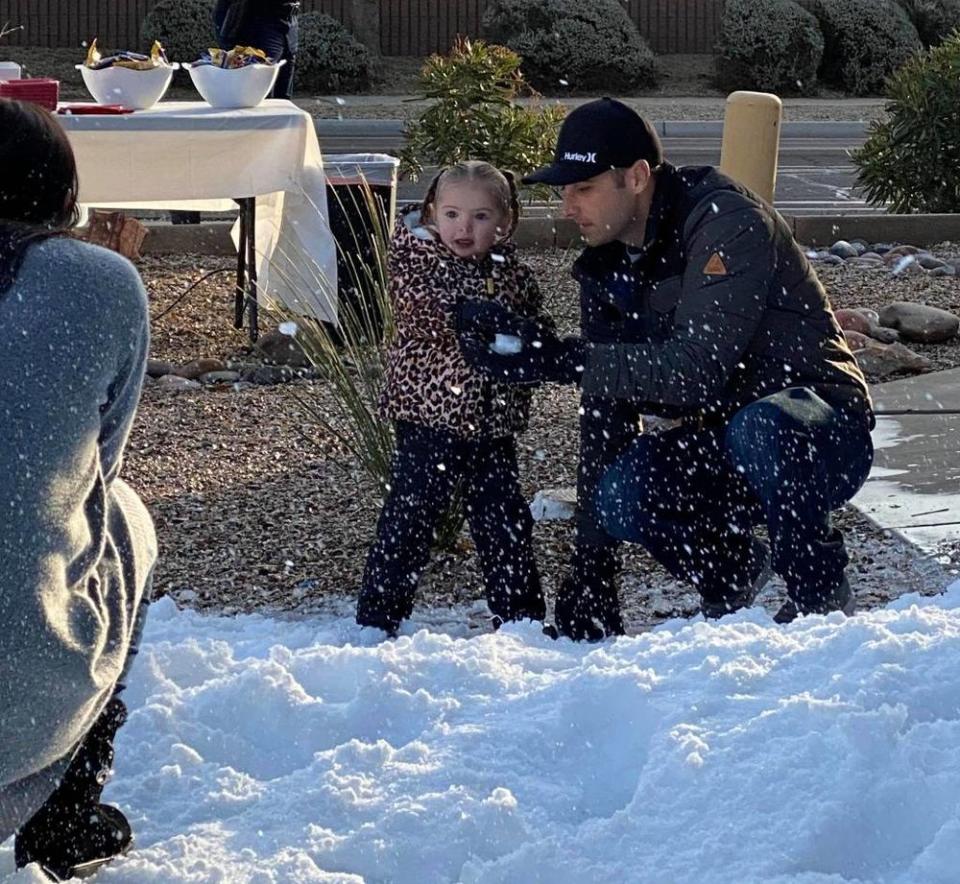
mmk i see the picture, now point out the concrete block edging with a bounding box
[140,211,960,255]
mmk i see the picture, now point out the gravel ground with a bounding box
[122,245,959,630]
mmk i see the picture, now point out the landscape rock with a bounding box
[835,309,873,335]
[829,240,859,259]
[843,330,872,350]
[884,244,923,260]
[867,325,900,344]
[529,487,577,522]
[242,365,298,386]
[878,302,960,344]
[917,254,947,270]
[147,358,178,378]
[254,328,312,368]
[847,256,884,269]
[199,370,242,384]
[176,358,227,380]
[156,374,203,391]
[852,341,932,378]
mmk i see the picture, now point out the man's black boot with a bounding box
[774,575,856,624]
[701,542,774,620]
[15,698,133,881]
[552,546,624,641]
[553,573,624,642]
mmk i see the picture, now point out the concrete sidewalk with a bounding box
[854,369,960,559]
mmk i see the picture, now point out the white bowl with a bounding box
[76,63,177,110]
[188,60,284,109]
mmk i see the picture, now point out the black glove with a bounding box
[552,545,624,642]
[455,298,586,386]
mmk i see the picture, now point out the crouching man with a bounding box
[457,98,874,640]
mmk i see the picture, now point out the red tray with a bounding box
[58,104,136,115]
[0,78,60,111]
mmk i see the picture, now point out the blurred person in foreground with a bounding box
[0,99,157,880]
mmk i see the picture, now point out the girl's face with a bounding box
[434,181,509,260]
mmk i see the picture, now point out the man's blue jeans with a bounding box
[596,387,874,611]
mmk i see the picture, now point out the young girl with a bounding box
[356,160,551,636]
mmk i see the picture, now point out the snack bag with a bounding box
[84,38,170,71]
[192,45,272,69]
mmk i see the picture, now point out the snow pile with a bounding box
[4,583,960,883]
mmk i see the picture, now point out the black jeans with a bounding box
[358,421,544,630]
[596,387,874,610]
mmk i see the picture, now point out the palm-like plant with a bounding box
[266,180,394,485]
[264,181,467,547]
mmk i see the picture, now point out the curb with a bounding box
[790,214,960,248]
[657,120,867,138]
[313,119,869,142]
[140,211,960,256]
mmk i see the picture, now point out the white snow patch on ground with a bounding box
[4,582,960,883]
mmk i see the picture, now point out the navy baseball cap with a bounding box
[523,98,664,187]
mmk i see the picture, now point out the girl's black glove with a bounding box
[455,298,586,386]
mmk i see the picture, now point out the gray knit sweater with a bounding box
[0,237,156,813]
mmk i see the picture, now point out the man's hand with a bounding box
[455,298,586,386]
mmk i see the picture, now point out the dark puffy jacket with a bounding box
[577,163,872,422]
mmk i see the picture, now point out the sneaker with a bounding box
[701,548,774,620]
[774,576,855,624]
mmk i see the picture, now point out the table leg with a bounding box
[234,202,247,329]
[233,198,259,342]
[245,199,258,342]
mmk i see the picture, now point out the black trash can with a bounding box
[325,153,400,343]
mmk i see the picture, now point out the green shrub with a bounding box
[808,0,922,94]
[852,29,960,211]
[898,0,960,46]
[140,0,216,63]
[400,37,564,186]
[482,0,657,93]
[716,0,824,94]
[296,12,375,93]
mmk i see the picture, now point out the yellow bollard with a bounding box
[719,91,782,205]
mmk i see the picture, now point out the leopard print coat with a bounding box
[379,206,549,438]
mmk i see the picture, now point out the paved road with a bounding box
[316,121,872,215]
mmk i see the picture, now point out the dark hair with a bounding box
[422,160,521,240]
[0,99,80,294]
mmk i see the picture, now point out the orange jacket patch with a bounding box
[704,253,728,276]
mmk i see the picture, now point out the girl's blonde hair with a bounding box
[422,160,521,238]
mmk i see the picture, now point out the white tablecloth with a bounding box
[59,100,338,323]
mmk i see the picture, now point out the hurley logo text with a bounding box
[563,151,597,163]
